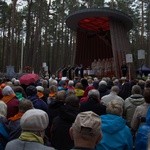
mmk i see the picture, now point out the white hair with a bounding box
[68,80,74,86]
[88,89,100,99]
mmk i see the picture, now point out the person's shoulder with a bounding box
[5,139,19,149]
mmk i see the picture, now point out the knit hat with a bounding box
[2,86,15,96]
[20,109,49,131]
[36,86,44,92]
[72,111,101,136]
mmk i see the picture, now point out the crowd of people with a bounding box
[0,74,150,150]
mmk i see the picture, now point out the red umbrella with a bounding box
[19,73,39,85]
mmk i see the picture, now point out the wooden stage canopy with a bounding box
[66,8,133,78]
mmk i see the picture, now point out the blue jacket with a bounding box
[0,122,9,150]
[27,95,48,113]
[135,107,150,150]
[96,114,133,150]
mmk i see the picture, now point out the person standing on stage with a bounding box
[121,61,128,77]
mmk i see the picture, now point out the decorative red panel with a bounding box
[78,17,110,31]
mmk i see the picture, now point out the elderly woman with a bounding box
[7,99,33,141]
[96,100,133,150]
[5,109,54,150]
[1,86,19,118]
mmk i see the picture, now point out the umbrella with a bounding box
[19,73,39,85]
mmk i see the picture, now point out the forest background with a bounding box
[0,0,149,75]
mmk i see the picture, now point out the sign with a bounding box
[126,54,133,63]
[138,49,145,59]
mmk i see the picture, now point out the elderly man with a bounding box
[79,89,106,116]
[101,86,124,106]
[70,111,102,150]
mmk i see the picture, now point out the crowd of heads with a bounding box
[0,74,150,149]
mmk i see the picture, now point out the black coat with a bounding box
[50,105,79,150]
[79,97,106,116]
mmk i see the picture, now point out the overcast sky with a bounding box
[5,0,111,11]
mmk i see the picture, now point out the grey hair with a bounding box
[111,86,120,94]
[132,85,141,94]
[106,100,123,116]
[88,89,100,99]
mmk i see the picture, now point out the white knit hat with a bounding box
[20,109,49,131]
[36,86,44,92]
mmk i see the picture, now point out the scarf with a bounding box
[8,112,24,121]
[19,132,44,144]
[2,94,16,104]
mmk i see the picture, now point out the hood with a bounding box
[75,89,84,97]
[101,114,126,134]
[128,94,145,106]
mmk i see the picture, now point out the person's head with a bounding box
[65,95,79,108]
[51,80,58,86]
[106,100,123,116]
[145,79,150,89]
[26,85,37,96]
[131,85,142,95]
[88,79,93,86]
[138,80,145,89]
[49,85,57,93]
[19,99,33,113]
[80,78,88,89]
[67,90,75,97]
[75,82,83,89]
[36,86,44,98]
[51,74,55,79]
[13,80,21,86]
[70,111,102,149]
[59,80,67,87]
[88,89,100,100]
[0,101,7,117]
[36,86,44,93]
[20,109,49,138]
[99,80,107,87]
[113,79,119,85]
[143,88,150,104]
[2,85,15,96]
[42,80,48,88]
[56,90,66,102]
[68,80,74,86]
[111,86,120,94]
